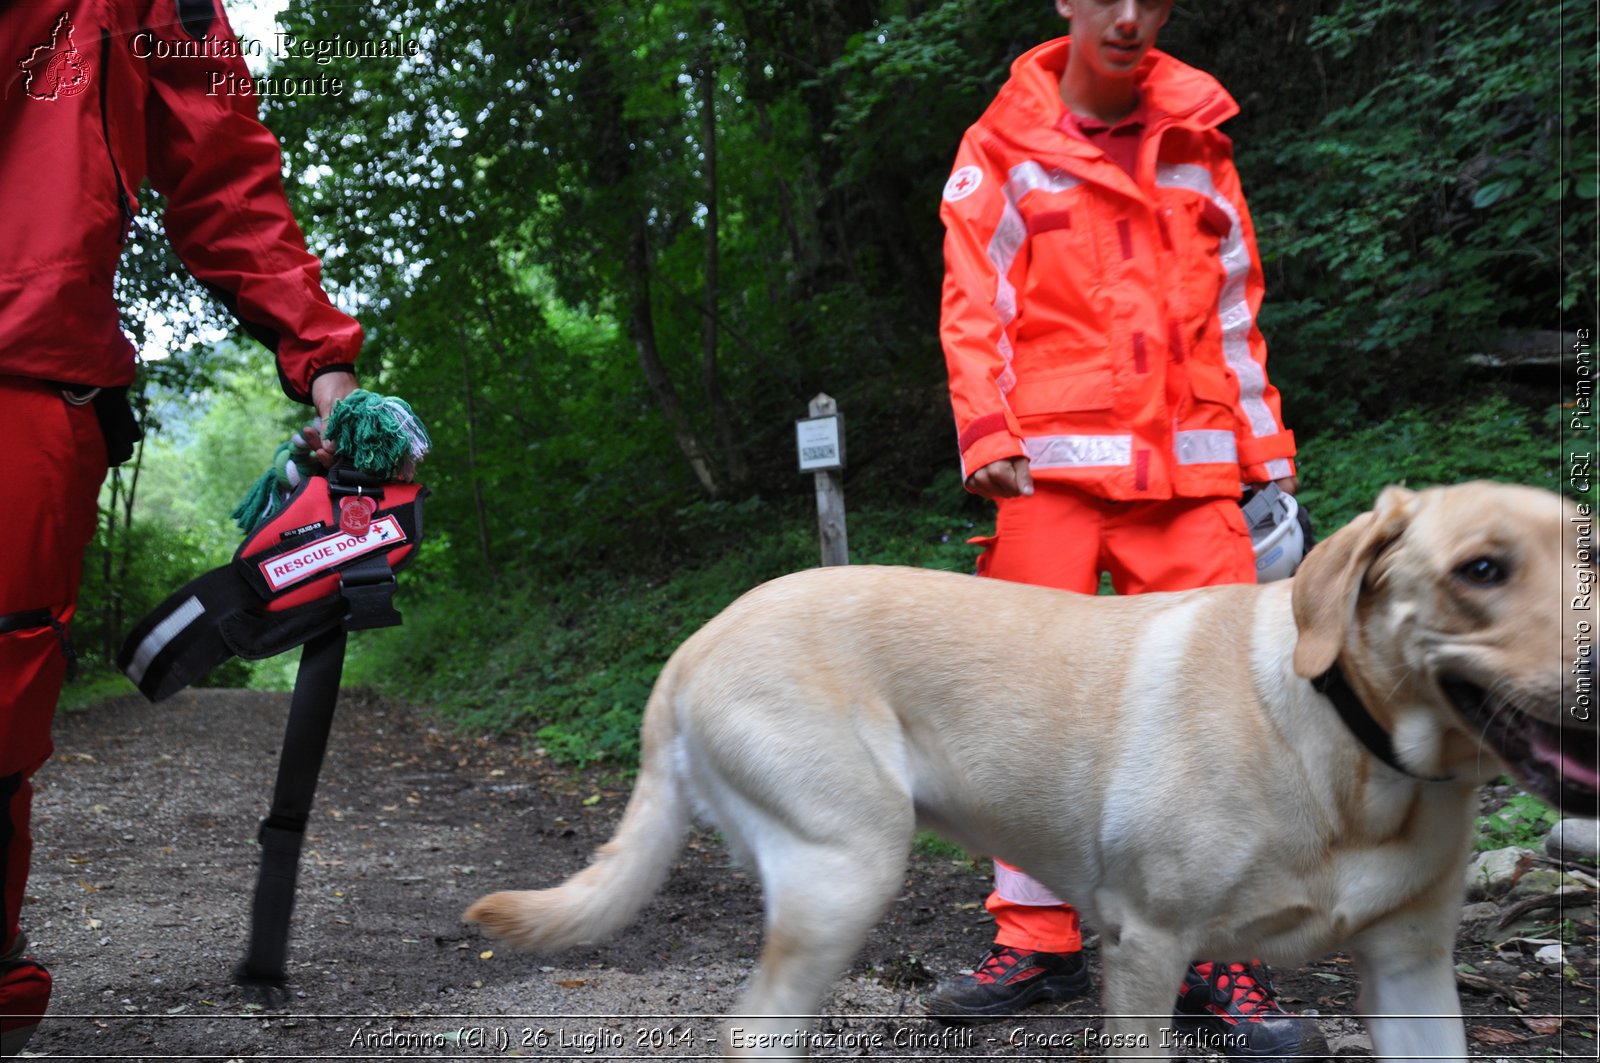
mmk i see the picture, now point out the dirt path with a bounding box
[18,690,1594,1059]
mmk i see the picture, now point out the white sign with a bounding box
[795,415,844,473]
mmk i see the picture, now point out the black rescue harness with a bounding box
[118,464,425,989]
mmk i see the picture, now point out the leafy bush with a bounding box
[1296,396,1564,531]
[1247,0,1595,434]
[1477,792,1561,852]
[343,486,994,767]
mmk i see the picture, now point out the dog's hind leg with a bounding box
[717,803,913,1058]
[682,686,917,1059]
[1096,917,1191,1058]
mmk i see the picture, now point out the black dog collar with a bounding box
[1312,664,1453,782]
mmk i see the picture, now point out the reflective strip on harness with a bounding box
[124,595,205,686]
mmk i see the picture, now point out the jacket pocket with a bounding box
[1008,363,1115,418]
[1184,366,1241,422]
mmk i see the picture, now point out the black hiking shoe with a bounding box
[926,944,1090,1024]
[1172,961,1331,1059]
[0,937,51,1059]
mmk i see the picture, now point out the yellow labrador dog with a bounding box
[468,482,1596,1060]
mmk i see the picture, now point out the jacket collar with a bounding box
[980,37,1239,165]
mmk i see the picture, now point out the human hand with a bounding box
[1249,475,1298,496]
[966,456,1034,499]
[307,371,360,468]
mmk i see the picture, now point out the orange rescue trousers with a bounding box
[973,483,1256,953]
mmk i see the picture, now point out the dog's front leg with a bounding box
[1098,919,1192,1058]
[1352,925,1468,1063]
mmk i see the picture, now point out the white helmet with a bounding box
[1242,483,1305,583]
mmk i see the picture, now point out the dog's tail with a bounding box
[463,672,690,953]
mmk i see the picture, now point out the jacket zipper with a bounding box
[99,28,135,245]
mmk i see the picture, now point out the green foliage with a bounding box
[64,1,1592,785]
[1247,0,1595,431]
[1296,396,1564,531]
[913,830,977,863]
[1476,792,1561,852]
[346,487,983,766]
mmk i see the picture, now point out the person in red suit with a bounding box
[1,2,359,1052]
[930,2,1326,1057]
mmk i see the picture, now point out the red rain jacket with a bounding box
[940,38,1295,499]
[0,0,359,401]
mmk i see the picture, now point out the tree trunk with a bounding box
[456,325,497,576]
[625,213,722,498]
[698,48,748,488]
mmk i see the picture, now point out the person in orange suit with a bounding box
[930,3,1327,1057]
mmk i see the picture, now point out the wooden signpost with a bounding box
[796,394,848,566]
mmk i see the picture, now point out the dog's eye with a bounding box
[1455,557,1509,586]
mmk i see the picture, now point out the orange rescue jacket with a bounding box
[940,39,1295,500]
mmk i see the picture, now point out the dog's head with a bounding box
[1291,481,1598,815]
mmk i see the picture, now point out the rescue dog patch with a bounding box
[259,517,406,592]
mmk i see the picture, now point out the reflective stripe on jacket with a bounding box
[940,38,1295,500]
[0,0,359,401]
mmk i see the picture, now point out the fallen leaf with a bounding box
[1470,1026,1529,1045]
[1521,1015,1565,1035]
[583,793,602,806]
[556,978,588,989]
[479,950,494,960]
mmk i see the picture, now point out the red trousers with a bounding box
[1,379,106,956]
[974,484,1255,953]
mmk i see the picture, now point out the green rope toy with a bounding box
[231,390,431,533]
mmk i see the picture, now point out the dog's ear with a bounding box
[1291,486,1417,677]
